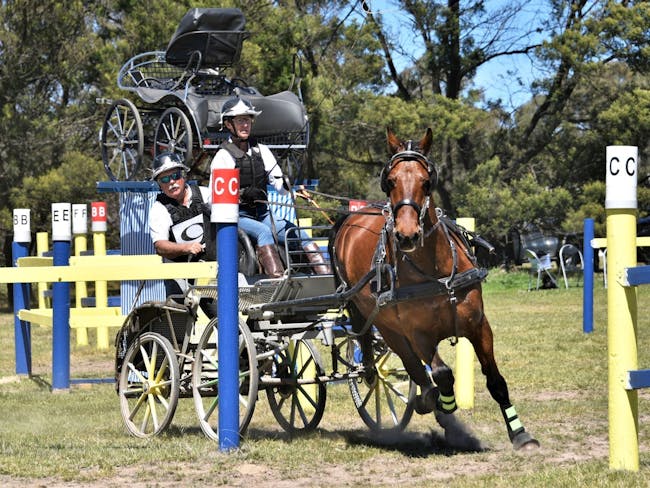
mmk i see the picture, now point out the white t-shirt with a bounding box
[149,185,211,245]
[209,140,286,203]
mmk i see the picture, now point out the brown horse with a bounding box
[329,128,539,450]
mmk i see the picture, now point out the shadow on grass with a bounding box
[29,375,52,390]
[245,421,487,458]
[339,428,487,457]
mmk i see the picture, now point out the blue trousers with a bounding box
[239,204,308,248]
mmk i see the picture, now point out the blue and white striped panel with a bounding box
[119,191,165,314]
[267,187,296,223]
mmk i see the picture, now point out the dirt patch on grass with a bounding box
[0,417,609,488]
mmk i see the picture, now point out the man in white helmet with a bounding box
[210,95,330,277]
[149,151,215,316]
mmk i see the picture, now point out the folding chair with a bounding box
[559,244,584,288]
[525,248,558,291]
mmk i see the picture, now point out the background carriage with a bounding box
[99,7,309,182]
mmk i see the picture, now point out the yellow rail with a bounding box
[1,255,217,349]
[592,236,650,249]
[0,257,217,283]
[18,307,124,329]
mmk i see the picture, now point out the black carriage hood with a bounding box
[205,90,308,136]
[165,8,249,69]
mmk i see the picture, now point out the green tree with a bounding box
[505,1,650,184]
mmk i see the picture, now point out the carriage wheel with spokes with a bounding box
[192,318,259,442]
[118,332,180,438]
[266,339,326,434]
[154,107,194,164]
[346,332,417,433]
[100,98,144,181]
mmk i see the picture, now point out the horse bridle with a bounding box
[380,143,438,223]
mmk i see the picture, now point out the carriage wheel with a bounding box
[192,318,258,442]
[346,332,416,433]
[266,339,326,434]
[118,332,180,438]
[238,229,258,276]
[154,107,194,164]
[100,98,144,181]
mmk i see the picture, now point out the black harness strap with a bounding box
[360,208,488,342]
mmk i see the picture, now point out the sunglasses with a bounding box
[158,171,183,184]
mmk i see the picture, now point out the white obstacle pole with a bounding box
[72,203,89,346]
[455,217,475,409]
[605,145,639,471]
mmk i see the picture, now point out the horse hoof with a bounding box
[414,393,436,415]
[512,431,540,450]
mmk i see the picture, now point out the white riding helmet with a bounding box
[150,152,190,181]
[220,96,262,127]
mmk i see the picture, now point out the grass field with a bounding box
[1,270,650,487]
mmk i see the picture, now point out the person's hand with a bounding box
[186,242,205,255]
[295,185,311,200]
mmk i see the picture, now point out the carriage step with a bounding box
[259,374,331,385]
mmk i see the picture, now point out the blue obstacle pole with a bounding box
[12,208,32,376]
[211,168,240,451]
[51,203,72,391]
[583,218,595,333]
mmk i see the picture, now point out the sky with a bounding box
[351,0,552,111]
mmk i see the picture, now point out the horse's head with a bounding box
[381,128,436,252]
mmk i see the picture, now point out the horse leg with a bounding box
[429,352,457,414]
[346,303,377,374]
[408,350,457,415]
[379,328,457,415]
[471,316,539,450]
[375,327,439,414]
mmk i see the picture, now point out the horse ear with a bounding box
[386,127,401,155]
[420,128,433,155]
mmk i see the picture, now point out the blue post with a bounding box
[52,240,71,390]
[211,168,240,451]
[583,218,595,333]
[217,222,239,450]
[12,241,31,376]
[12,208,32,376]
[51,203,71,391]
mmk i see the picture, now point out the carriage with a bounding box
[99,7,308,182]
[112,131,537,448]
[109,9,538,449]
[114,222,417,438]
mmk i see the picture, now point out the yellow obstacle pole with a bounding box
[72,204,89,346]
[91,202,109,350]
[297,217,313,237]
[294,215,317,407]
[36,232,50,309]
[455,217,475,409]
[606,145,639,471]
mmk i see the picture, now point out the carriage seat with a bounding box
[203,90,308,138]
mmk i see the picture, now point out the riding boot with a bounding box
[257,244,284,278]
[303,241,332,275]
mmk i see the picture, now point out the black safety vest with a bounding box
[221,141,268,210]
[157,185,215,262]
